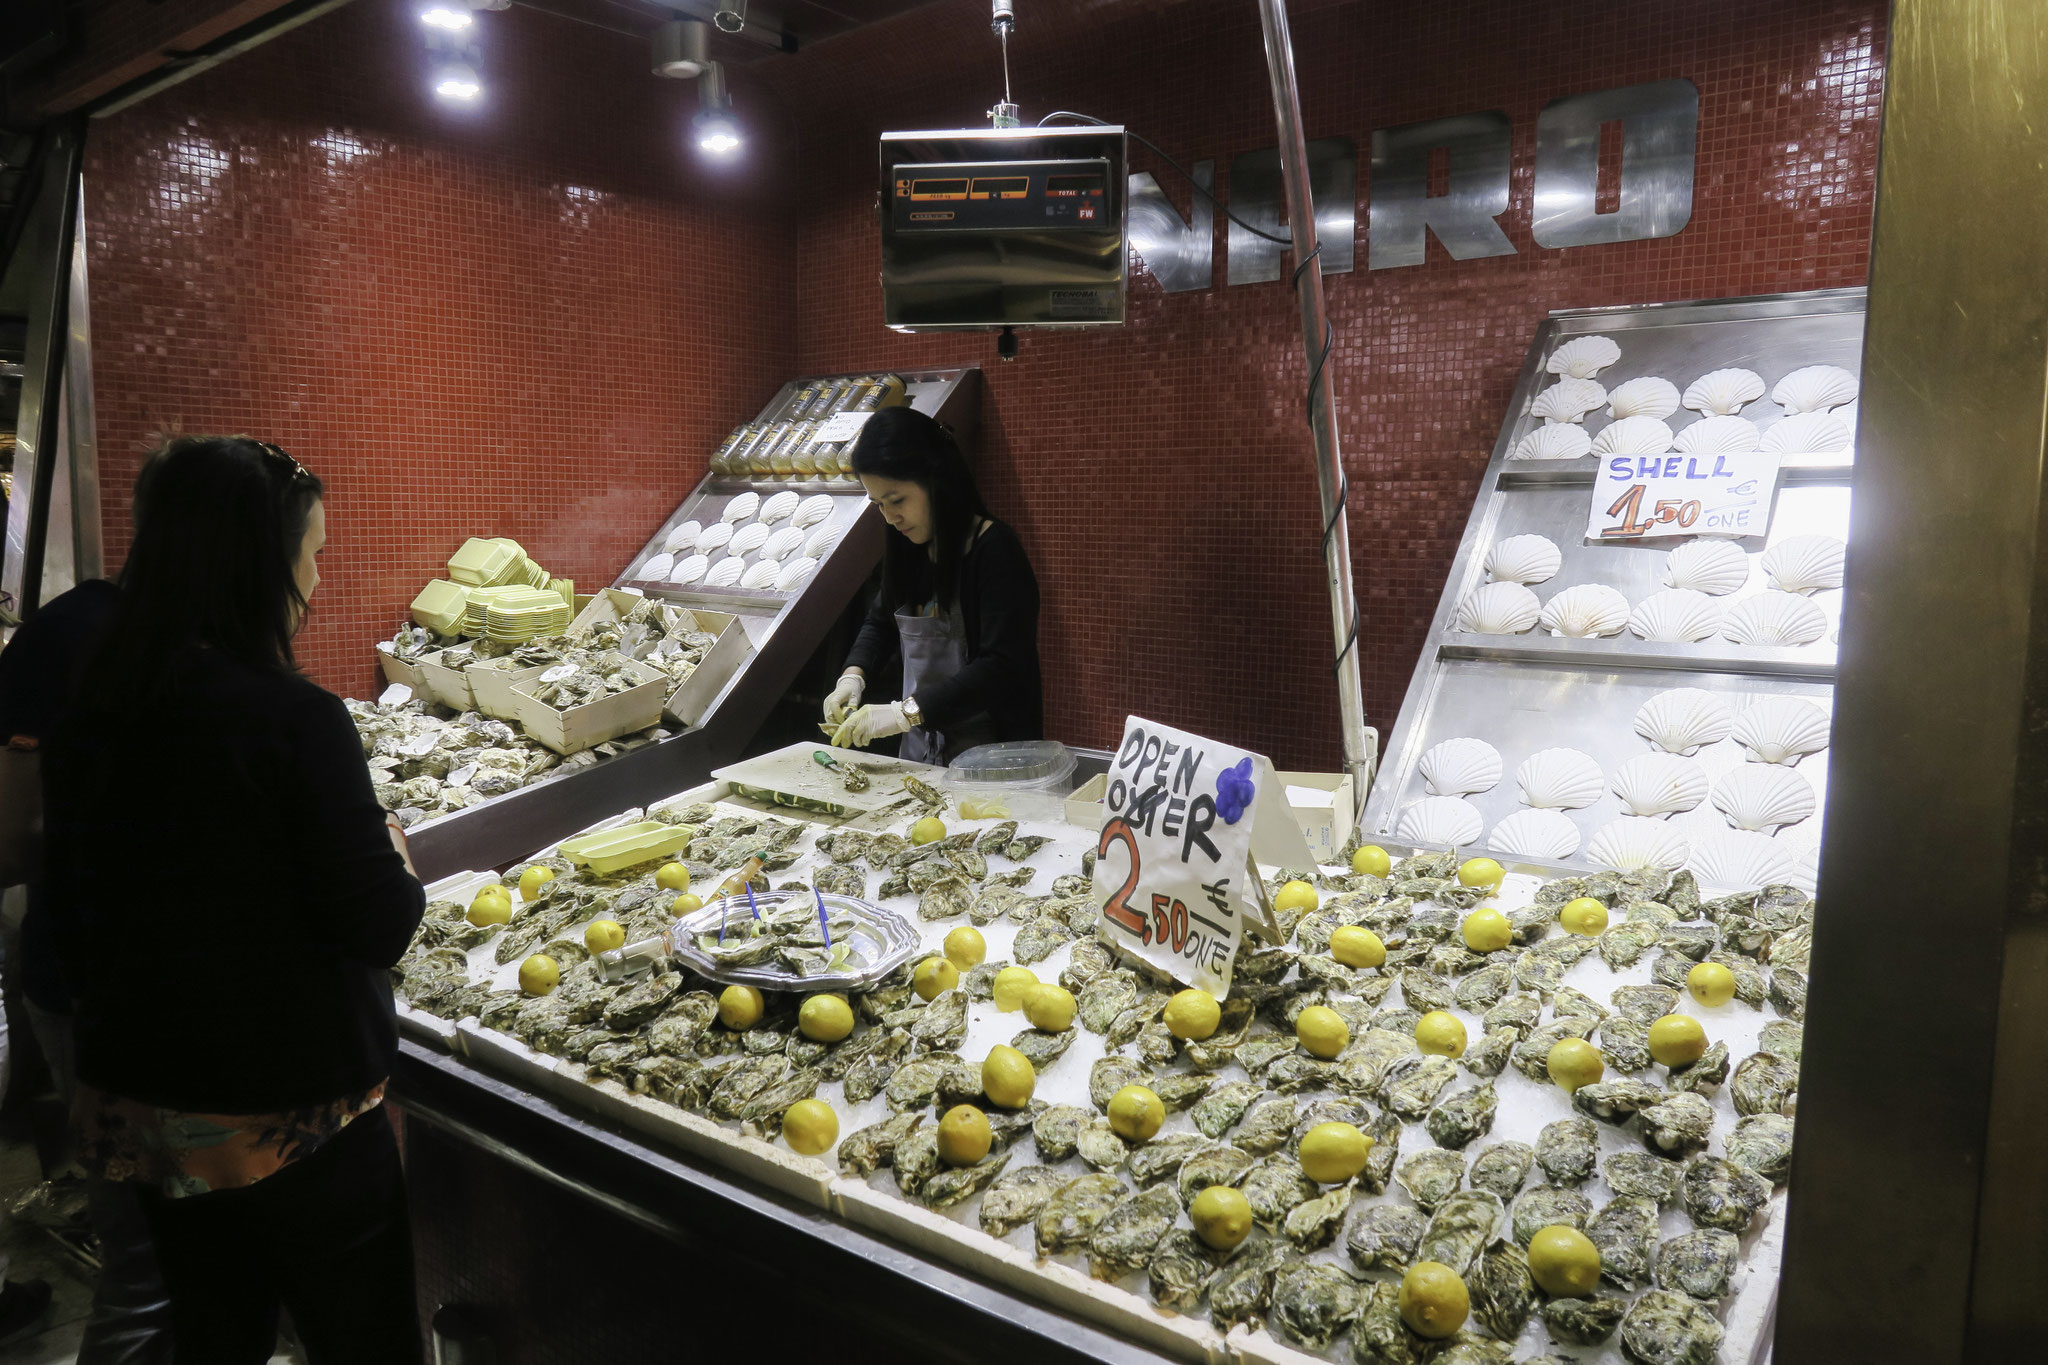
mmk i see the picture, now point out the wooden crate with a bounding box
[568,589,753,728]
[465,656,552,720]
[510,657,668,756]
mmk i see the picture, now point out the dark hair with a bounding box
[81,435,324,707]
[849,405,988,612]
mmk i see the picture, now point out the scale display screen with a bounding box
[890,158,1112,232]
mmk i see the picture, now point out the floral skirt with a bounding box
[74,1082,386,1199]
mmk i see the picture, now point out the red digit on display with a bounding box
[1170,900,1190,953]
[1097,818,1146,937]
[1150,893,1171,947]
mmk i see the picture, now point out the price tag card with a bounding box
[1587,450,1782,542]
[1092,717,1310,997]
[814,411,874,444]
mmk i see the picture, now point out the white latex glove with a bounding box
[832,702,912,749]
[824,671,865,724]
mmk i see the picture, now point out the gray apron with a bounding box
[895,600,996,766]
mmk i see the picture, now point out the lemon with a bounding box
[517,954,559,996]
[911,816,947,845]
[1298,1121,1374,1183]
[1296,1005,1350,1059]
[1351,845,1391,878]
[583,919,626,953]
[1189,1186,1253,1251]
[1457,857,1505,891]
[1107,1085,1164,1142]
[1560,897,1609,935]
[518,866,555,901]
[672,893,703,914]
[1023,983,1077,1032]
[1398,1261,1470,1339]
[782,1099,838,1155]
[655,862,690,891]
[718,984,764,1030]
[1461,908,1512,952]
[1329,925,1387,969]
[1274,879,1319,914]
[991,966,1040,1012]
[1687,961,1737,1007]
[1649,1013,1709,1067]
[936,1105,992,1165]
[1163,989,1221,1041]
[1527,1225,1602,1297]
[1547,1037,1605,1092]
[981,1045,1036,1108]
[943,926,986,971]
[798,993,854,1043]
[913,957,959,1001]
[467,889,512,927]
[1414,1011,1467,1058]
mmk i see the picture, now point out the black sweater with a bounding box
[44,648,424,1112]
[844,519,1044,744]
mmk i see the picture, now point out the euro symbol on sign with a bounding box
[1729,479,1758,495]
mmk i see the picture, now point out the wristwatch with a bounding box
[902,694,923,728]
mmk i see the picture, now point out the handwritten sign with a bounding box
[1588,451,1782,542]
[1092,717,1312,996]
[814,411,874,445]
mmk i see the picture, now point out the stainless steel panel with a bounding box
[1127,161,1214,294]
[1531,78,1699,249]
[1367,112,1514,270]
[1226,137,1356,285]
[64,188,102,582]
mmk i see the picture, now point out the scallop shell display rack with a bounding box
[1361,288,1863,886]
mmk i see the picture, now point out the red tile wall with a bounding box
[84,0,796,695]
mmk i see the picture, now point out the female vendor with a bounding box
[826,405,1043,763]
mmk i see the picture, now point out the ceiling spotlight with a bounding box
[714,0,750,35]
[652,18,711,79]
[419,3,473,31]
[693,63,741,154]
[434,61,482,101]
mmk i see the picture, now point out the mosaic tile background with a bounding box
[84,0,1883,773]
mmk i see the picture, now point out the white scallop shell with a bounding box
[739,560,782,589]
[722,491,760,523]
[1539,583,1630,638]
[1633,688,1735,756]
[1486,809,1582,861]
[1761,535,1846,595]
[1606,377,1681,421]
[792,494,835,528]
[1627,588,1723,643]
[759,490,800,524]
[1585,816,1692,874]
[1711,764,1816,832]
[1395,796,1484,847]
[696,521,734,553]
[803,525,839,559]
[761,526,806,562]
[1548,335,1622,379]
[729,522,771,556]
[1731,695,1831,767]
[670,554,709,584]
[1456,581,1541,635]
[1790,841,1821,896]
[664,520,703,554]
[1532,378,1608,423]
[1664,539,1750,596]
[1722,592,1829,647]
[1682,368,1765,416]
[1834,400,1858,433]
[1511,424,1594,460]
[1485,534,1562,586]
[1515,747,1605,810]
[775,556,818,592]
[1772,365,1858,414]
[1419,737,1503,798]
[641,552,675,581]
[1609,753,1710,817]
[1689,830,1800,892]
[1671,415,1763,453]
[1591,416,1675,455]
[1761,412,1852,455]
[705,557,746,587]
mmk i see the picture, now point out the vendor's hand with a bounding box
[831,702,912,749]
[824,671,865,724]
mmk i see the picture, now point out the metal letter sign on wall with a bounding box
[1127,79,1698,291]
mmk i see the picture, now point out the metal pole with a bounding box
[1252,0,1373,808]
[14,118,84,619]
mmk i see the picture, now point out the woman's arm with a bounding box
[916,525,1039,729]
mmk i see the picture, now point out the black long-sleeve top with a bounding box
[844,518,1044,744]
[43,647,424,1113]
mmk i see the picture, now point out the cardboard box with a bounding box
[465,656,552,720]
[568,588,753,728]
[511,656,668,755]
[1276,770,1356,864]
[414,648,479,711]
[1064,771,1108,828]
[375,644,431,696]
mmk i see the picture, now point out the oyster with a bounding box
[1361,1111,1403,1195]
[1335,1027,1418,1096]
[1415,1190,1504,1276]
[1238,1033,1298,1077]
[1604,1151,1685,1201]
[1031,1104,1091,1162]
[1126,1132,1212,1186]
[1089,1055,1150,1111]
[891,1127,943,1196]
[812,864,865,899]
[1618,1289,1725,1365]
[1013,918,1074,964]
[1009,1027,1075,1071]
[707,1054,791,1119]
[1152,1071,1214,1113]
[1483,992,1544,1039]
[1597,1016,1654,1073]
[1758,1018,1804,1063]
[1033,1171,1125,1256]
[1430,1338,1515,1365]
[1351,1280,1435,1365]
[1731,1049,1800,1116]
[1586,1195,1661,1288]
[1542,1295,1627,1346]
[1191,1081,1264,1139]
[1401,967,1458,1014]
[1668,1040,1731,1096]
[1269,1261,1364,1352]
[968,883,1026,926]
[1235,1095,1300,1155]
[1089,1184,1181,1280]
[1426,1083,1498,1149]
[1459,1027,1518,1080]
[839,1031,912,1102]
[885,1051,966,1113]
[916,874,972,921]
[1147,1228,1222,1313]
[1283,1181,1354,1251]
[1656,1227,1740,1299]
[838,1112,924,1178]
[1535,1116,1600,1186]
[1266,1054,1338,1094]
[1077,1118,1132,1172]
[1468,1141,1534,1200]
[630,1054,712,1109]
[1347,1203,1428,1271]
[1179,1143,1255,1208]
[1511,1185,1594,1247]
[1209,1240,1289,1332]
[1512,1017,1597,1082]
[1396,1148,1466,1212]
[732,1065,820,1127]
[1469,1237,1538,1339]
[1767,965,1807,1019]
[1078,971,1139,1033]
[1611,983,1681,1024]
[1244,1154,1319,1230]
[1681,1154,1771,1232]
[1551,985,1609,1023]
[1383,1053,1460,1119]
[1573,1078,1673,1125]
[1706,949,1769,1005]
[1184,997,1257,1070]
[1726,1112,1796,1183]
[909,991,969,1049]
[1059,938,1117,989]
[1639,1092,1717,1157]
[1453,961,1517,1013]
[921,1151,1011,1210]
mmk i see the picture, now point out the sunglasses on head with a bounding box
[252,439,312,482]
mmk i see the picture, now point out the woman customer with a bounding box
[42,436,426,1362]
[827,405,1043,763]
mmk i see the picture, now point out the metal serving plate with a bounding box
[669,891,921,992]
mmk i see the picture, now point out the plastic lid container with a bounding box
[946,740,1076,792]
